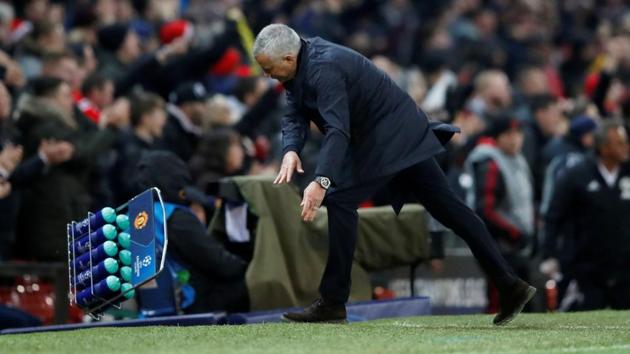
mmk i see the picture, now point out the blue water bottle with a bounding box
[73,258,119,291]
[74,241,118,272]
[73,224,118,255]
[110,282,136,307]
[71,207,117,237]
[76,275,121,307]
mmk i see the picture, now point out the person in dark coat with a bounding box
[540,116,597,217]
[14,77,124,261]
[0,81,74,260]
[162,81,207,162]
[542,120,630,310]
[134,151,249,313]
[110,92,167,206]
[96,23,142,82]
[253,24,535,325]
[542,116,597,165]
[538,116,598,307]
[521,94,563,201]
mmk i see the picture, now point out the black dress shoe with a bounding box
[493,279,537,326]
[282,298,347,323]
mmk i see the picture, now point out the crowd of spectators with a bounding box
[0,0,628,316]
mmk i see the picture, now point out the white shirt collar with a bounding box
[597,161,619,187]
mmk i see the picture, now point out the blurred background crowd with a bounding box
[0,0,628,324]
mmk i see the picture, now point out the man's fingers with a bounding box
[300,197,319,221]
[301,205,308,219]
[301,199,310,218]
[286,162,295,182]
[274,166,287,184]
[296,159,304,174]
[302,207,310,221]
[303,206,318,222]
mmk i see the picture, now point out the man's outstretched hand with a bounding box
[274,151,324,222]
[274,151,304,184]
[301,181,325,222]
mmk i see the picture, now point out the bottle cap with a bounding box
[102,241,118,257]
[120,282,135,299]
[116,214,130,231]
[118,250,132,266]
[102,224,118,240]
[117,232,131,249]
[105,275,121,292]
[119,266,132,282]
[103,258,119,274]
[101,207,117,223]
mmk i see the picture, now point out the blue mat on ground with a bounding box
[1,296,430,335]
[0,312,223,335]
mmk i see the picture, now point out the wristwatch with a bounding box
[314,176,332,190]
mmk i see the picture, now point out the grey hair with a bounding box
[253,24,301,61]
[594,119,623,154]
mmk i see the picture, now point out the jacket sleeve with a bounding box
[473,158,523,242]
[281,90,308,155]
[8,155,46,188]
[311,64,350,184]
[541,168,574,259]
[168,208,248,281]
[157,38,232,97]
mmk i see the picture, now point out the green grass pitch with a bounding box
[1,310,629,353]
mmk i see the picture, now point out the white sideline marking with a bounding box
[549,344,630,353]
[441,344,630,354]
[384,322,630,331]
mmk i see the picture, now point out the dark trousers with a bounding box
[574,272,630,311]
[320,158,518,303]
[487,254,531,313]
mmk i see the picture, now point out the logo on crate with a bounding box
[134,255,153,276]
[133,211,149,230]
[74,219,89,234]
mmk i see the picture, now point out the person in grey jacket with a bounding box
[465,115,535,312]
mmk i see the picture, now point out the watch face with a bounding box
[320,177,331,188]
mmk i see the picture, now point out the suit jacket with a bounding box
[282,37,453,191]
[543,157,630,279]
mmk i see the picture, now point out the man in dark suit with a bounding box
[542,120,630,310]
[253,24,535,325]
